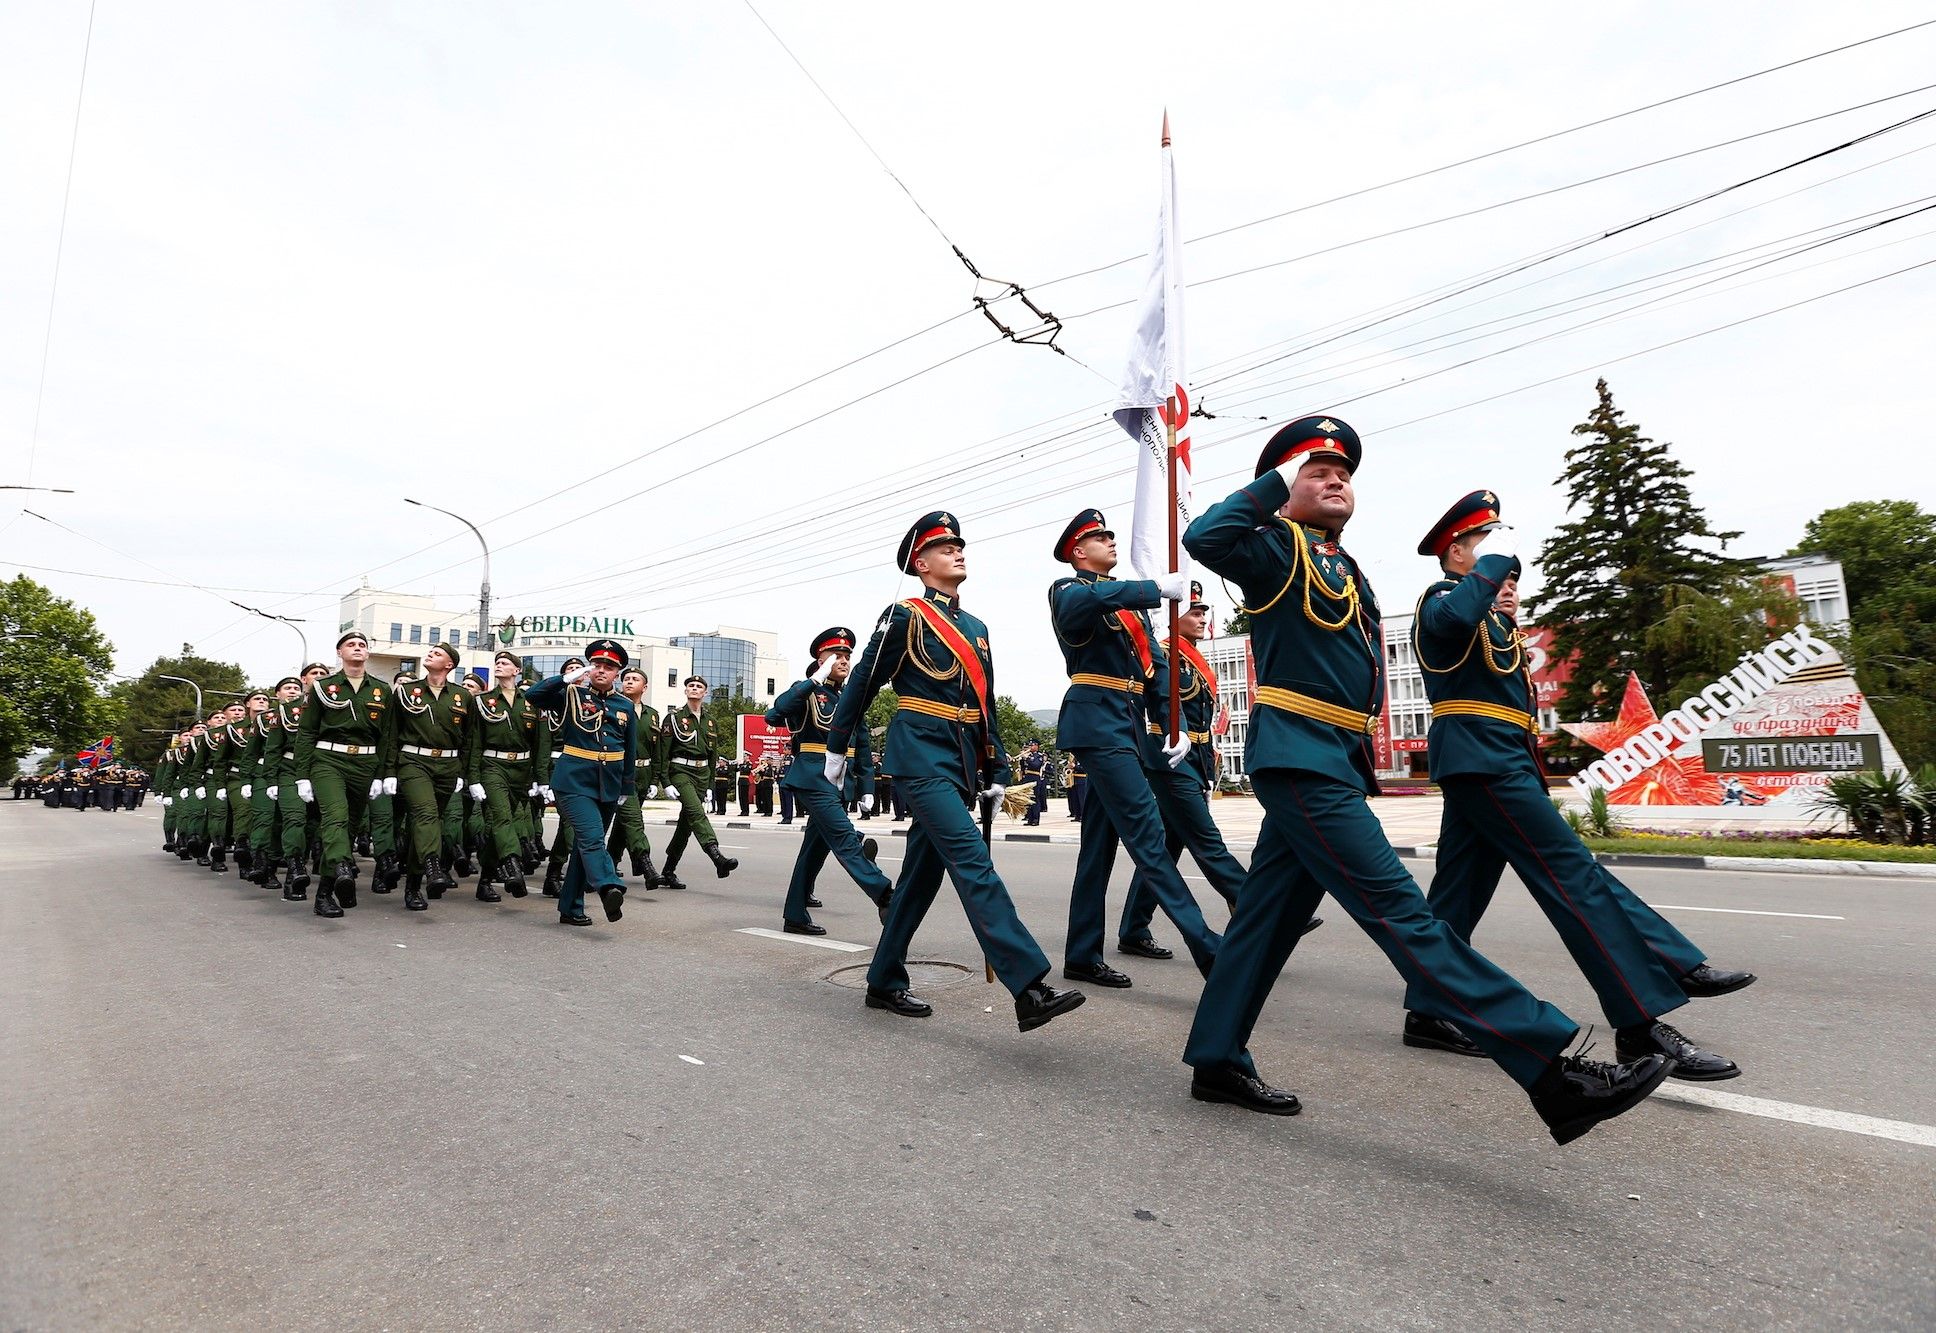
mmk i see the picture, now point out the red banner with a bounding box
[737,715,791,765]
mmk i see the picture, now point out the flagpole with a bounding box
[1166,394,1181,746]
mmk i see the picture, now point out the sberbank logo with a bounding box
[500,614,635,642]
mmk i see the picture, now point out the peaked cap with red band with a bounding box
[1418,489,1503,558]
[896,510,965,574]
[1054,508,1113,563]
[585,638,629,668]
[1187,579,1209,612]
[811,626,856,658]
[1254,414,1363,478]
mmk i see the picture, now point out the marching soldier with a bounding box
[390,642,475,911]
[195,709,229,865]
[1018,740,1047,826]
[243,688,285,886]
[524,640,638,926]
[658,675,738,888]
[603,665,664,888]
[264,676,312,901]
[536,656,584,898]
[1048,507,1220,989]
[1181,415,1672,1144]
[1117,580,1321,959]
[766,626,892,936]
[468,649,542,899]
[826,511,1084,1032]
[158,736,181,851]
[294,630,396,919]
[1405,490,1747,1080]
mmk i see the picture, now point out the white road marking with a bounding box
[1649,904,1844,920]
[735,927,868,953]
[678,1055,705,1066]
[1653,1085,1936,1148]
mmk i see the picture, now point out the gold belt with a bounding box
[561,745,623,762]
[1255,686,1380,737]
[797,742,827,753]
[1147,725,1211,742]
[1431,700,1536,732]
[1070,673,1144,694]
[315,741,377,755]
[898,698,982,724]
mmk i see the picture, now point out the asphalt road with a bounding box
[3,799,1932,1331]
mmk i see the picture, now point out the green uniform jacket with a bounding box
[1184,469,1385,793]
[267,700,305,786]
[632,703,664,790]
[294,672,393,778]
[1412,552,1541,781]
[659,703,729,785]
[468,687,544,783]
[386,676,472,770]
[245,711,278,789]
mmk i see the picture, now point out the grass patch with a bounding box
[1582,835,1936,863]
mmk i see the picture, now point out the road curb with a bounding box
[1693,855,1936,878]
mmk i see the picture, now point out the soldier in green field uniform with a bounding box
[244,688,285,886]
[174,720,214,862]
[446,674,489,881]
[538,656,585,898]
[221,696,268,878]
[468,650,541,898]
[158,735,182,852]
[388,642,475,912]
[604,666,664,887]
[261,676,311,901]
[657,675,738,889]
[202,704,245,872]
[295,631,396,919]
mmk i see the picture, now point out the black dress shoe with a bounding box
[1190,1064,1302,1116]
[1679,962,1757,998]
[876,893,892,925]
[559,911,593,926]
[1015,980,1086,1032]
[1403,1011,1483,1057]
[598,885,624,922]
[1063,961,1132,989]
[404,881,428,911]
[333,862,358,909]
[1118,936,1173,960]
[1529,1037,1674,1145]
[1616,1021,1739,1081]
[804,894,823,909]
[865,986,932,1018]
[861,837,879,862]
[1302,916,1324,935]
[783,919,827,936]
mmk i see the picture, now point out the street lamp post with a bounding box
[230,601,308,673]
[404,499,490,664]
[157,674,204,720]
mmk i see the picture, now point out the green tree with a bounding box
[0,575,116,777]
[1528,380,1759,761]
[1791,500,1936,769]
[112,646,249,768]
[1642,579,1801,708]
[994,694,1047,758]
[864,686,900,736]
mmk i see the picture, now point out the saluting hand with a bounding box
[810,653,838,685]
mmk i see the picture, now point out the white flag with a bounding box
[1113,111,1191,585]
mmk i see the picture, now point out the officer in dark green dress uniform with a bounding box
[1048,508,1219,988]
[469,649,542,898]
[658,675,738,888]
[603,666,664,887]
[767,626,892,935]
[294,631,397,919]
[827,511,1085,1032]
[1118,581,1320,958]
[1406,490,1749,1080]
[390,642,475,912]
[524,639,638,926]
[1182,416,1674,1144]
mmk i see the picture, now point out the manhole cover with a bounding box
[824,959,979,990]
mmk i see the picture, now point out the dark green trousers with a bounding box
[664,767,718,865]
[311,752,381,866]
[398,757,461,874]
[479,759,533,863]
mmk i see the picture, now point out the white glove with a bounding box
[368,779,384,798]
[528,782,540,796]
[296,779,314,803]
[1162,732,1192,769]
[1204,785,1215,798]
[539,785,554,801]
[214,787,226,801]
[1154,570,1190,602]
[267,786,279,800]
[563,663,592,684]
[980,783,1006,802]
[468,783,486,802]
[645,784,660,799]
[382,776,397,796]
[810,654,838,684]
[1472,525,1517,561]
[452,777,464,793]
[861,794,875,814]
[241,784,252,799]
[823,752,848,788]
[178,787,189,798]
[159,796,170,808]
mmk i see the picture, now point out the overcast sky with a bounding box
[4,3,1932,709]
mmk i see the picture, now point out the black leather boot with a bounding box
[704,844,738,878]
[426,855,456,897]
[333,860,359,910]
[375,850,403,892]
[636,853,660,891]
[475,876,502,903]
[313,882,344,917]
[498,863,529,898]
[541,866,562,898]
[282,861,308,901]
[404,876,428,911]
